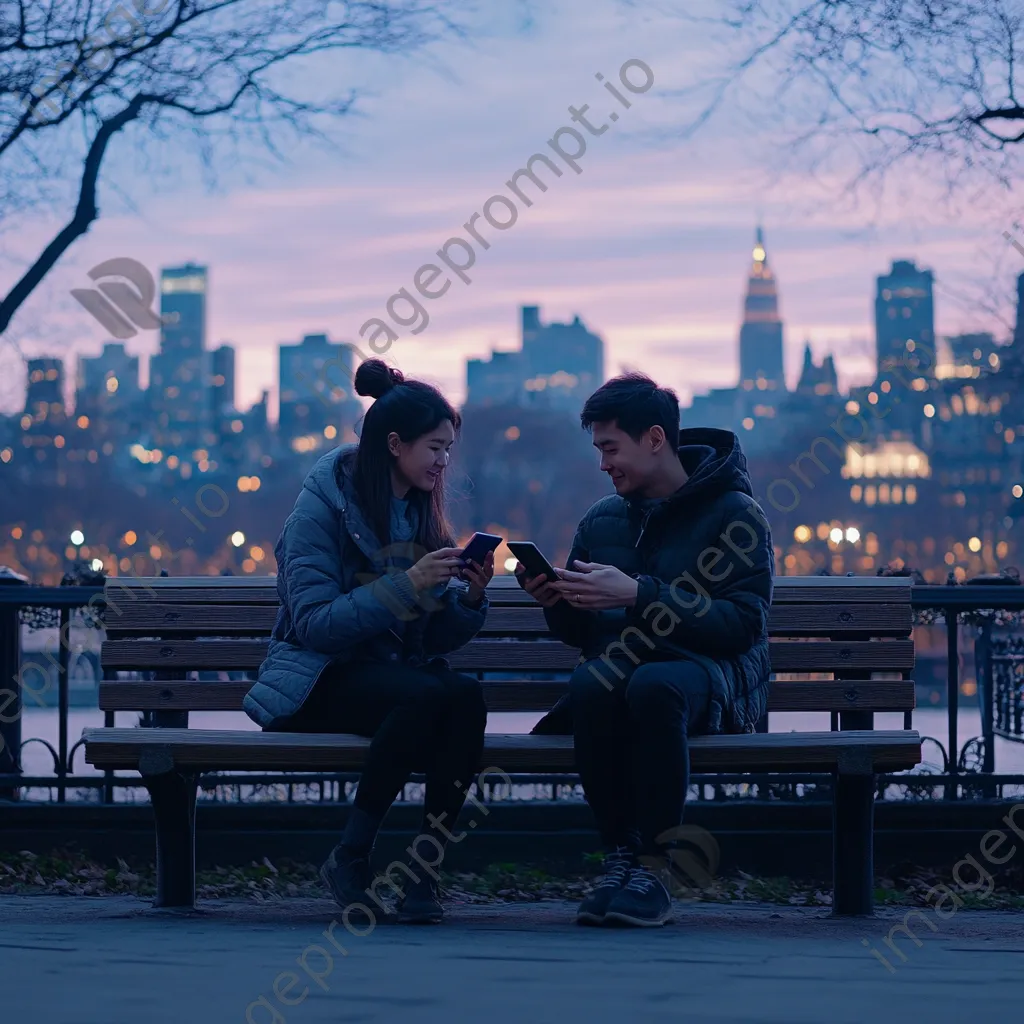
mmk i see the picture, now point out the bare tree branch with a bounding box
[664,0,1024,196]
[0,0,473,335]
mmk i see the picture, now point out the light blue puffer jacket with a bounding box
[243,445,488,729]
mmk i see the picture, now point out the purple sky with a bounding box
[2,0,1021,418]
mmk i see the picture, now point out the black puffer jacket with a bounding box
[536,428,774,736]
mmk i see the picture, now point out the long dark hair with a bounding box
[352,359,461,551]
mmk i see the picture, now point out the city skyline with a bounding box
[4,237,1016,427]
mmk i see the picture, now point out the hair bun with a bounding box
[354,359,405,399]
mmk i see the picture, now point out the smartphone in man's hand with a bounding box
[507,541,558,583]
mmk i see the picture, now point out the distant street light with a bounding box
[231,531,245,547]
[70,530,84,545]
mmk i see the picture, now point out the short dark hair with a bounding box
[580,372,680,448]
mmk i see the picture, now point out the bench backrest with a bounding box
[98,575,916,718]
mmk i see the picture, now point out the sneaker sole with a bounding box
[603,910,673,928]
[318,863,381,921]
[397,909,444,924]
[575,911,607,926]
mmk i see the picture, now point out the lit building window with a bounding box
[850,484,862,502]
[505,426,521,441]
[844,440,930,480]
[923,404,935,418]
[793,525,812,543]
[742,417,754,430]
[865,486,877,506]
[905,484,917,504]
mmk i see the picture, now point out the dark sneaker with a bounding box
[319,845,381,923]
[603,868,673,927]
[397,873,444,924]
[576,847,636,926]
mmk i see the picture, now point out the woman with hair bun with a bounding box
[244,358,493,924]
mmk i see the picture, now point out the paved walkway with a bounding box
[1,895,1021,1023]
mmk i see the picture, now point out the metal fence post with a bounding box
[0,567,29,800]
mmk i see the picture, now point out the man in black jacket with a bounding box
[517,374,774,927]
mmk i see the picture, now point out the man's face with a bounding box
[591,421,659,496]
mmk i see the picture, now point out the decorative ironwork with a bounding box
[992,636,1024,742]
[957,736,987,773]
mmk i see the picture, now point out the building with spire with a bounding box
[738,227,786,391]
[681,227,790,451]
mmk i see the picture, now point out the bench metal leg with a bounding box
[832,771,874,916]
[143,768,200,909]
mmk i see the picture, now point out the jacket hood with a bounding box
[301,444,358,513]
[672,427,753,503]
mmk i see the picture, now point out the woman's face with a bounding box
[389,419,456,494]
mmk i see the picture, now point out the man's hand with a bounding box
[515,564,563,608]
[551,561,639,610]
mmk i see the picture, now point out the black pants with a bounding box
[285,660,487,845]
[569,657,712,856]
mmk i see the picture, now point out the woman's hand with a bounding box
[407,547,465,592]
[463,550,495,605]
[515,564,563,608]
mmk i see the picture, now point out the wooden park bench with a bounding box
[84,574,921,916]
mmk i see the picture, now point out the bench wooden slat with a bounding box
[100,575,913,609]
[99,637,916,672]
[81,727,922,774]
[102,601,912,638]
[98,678,917,713]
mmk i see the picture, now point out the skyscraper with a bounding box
[278,333,362,450]
[211,344,236,418]
[75,342,141,417]
[466,305,604,409]
[150,263,211,453]
[21,358,68,472]
[738,227,785,390]
[75,342,143,446]
[875,259,934,379]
